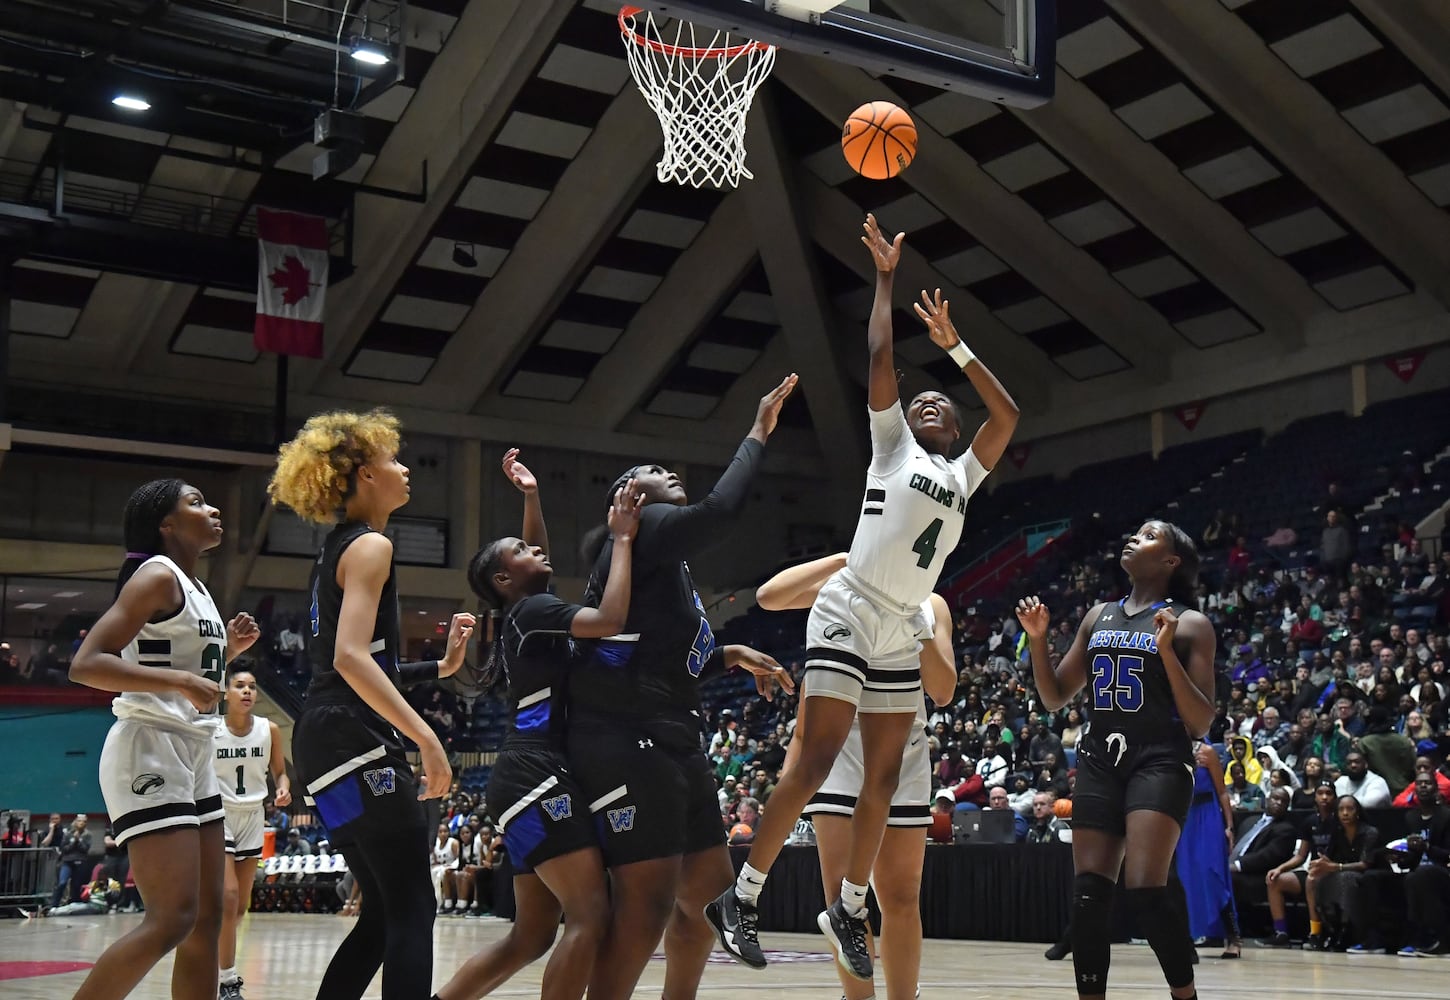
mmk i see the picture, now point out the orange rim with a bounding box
[619,5,772,59]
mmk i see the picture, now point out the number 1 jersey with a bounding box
[113,554,227,737]
[214,714,272,808]
[846,405,988,610]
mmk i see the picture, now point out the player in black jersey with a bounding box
[570,375,798,1000]
[1017,520,1215,1000]
[270,409,476,1000]
[435,451,641,1000]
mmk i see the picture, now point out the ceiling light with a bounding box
[15,602,46,610]
[452,242,477,269]
[53,591,83,598]
[112,94,150,111]
[351,45,390,66]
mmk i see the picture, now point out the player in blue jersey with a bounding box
[434,450,641,1000]
[1017,520,1216,1000]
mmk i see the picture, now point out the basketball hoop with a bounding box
[618,5,777,189]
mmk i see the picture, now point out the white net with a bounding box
[619,6,777,189]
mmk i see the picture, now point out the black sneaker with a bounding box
[1414,941,1449,957]
[705,889,766,970]
[817,899,872,981]
[1258,932,1292,948]
[1305,934,1330,952]
[1044,941,1071,961]
[219,977,244,1000]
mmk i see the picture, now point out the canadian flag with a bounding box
[254,208,327,358]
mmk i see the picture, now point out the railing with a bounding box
[0,846,60,915]
[942,519,1071,590]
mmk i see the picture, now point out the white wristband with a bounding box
[947,341,975,369]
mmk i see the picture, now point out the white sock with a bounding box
[220,966,239,985]
[735,862,768,906]
[840,879,868,918]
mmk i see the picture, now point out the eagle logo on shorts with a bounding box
[131,773,165,795]
[824,623,852,641]
[541,794,573,821]
[362,767,397,796]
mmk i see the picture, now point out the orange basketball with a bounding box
[841,101,917,180]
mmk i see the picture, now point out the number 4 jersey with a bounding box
[847,405,989,611]
[113,554,228,737]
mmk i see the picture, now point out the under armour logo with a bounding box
[541,793,573,821]
[362,767,397,796]
[1081,974,1100,983]
[607,806,637,833]
[638,739,654,749]
[1106,733,1128,766]
[1101,614,1113,621]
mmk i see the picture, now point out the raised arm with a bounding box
[862,213,905,413]
[502,448,548,556]
[1016,597,1096,712]
[70,563,222,712]
[644,375,795,557]
[756,552,848,611]
[913,288,1020,470]
[571,481,643,639]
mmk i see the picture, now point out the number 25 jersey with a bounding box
[113,554,227,737]
[1084,598,1188,749]
[847,405,989,610]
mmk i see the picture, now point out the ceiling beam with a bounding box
[1351,0,1450,99]
[741,91,866,510]
[885,0,1316,351]
[301,0,577,394]
[799,169,1057,415]
[428,89,661,410]
[773,54,1174,383]
[570,192,756,430]
[1109,0,1450,310]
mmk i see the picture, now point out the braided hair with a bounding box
[116,478,185,596]
[463,540,511,695]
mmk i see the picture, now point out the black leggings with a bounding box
[317,828,435,1000]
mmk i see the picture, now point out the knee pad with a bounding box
[1071,873,1115,994]
[1126,887,1196,989]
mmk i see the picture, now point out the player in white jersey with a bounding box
[214,665,290,1000]
[70,478,260,1000]
[754,552,957,1000]
[710,213,1018,979]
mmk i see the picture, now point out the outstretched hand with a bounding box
[607,478,645,542]
[725,644,796,701]
[1014,596,1050,640]
[861,213,904,273]
[501,448,537,494]
[913,288,961,350]
[751,373,799,441]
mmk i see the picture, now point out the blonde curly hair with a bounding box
[268,409,401,524]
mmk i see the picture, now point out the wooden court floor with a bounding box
[2,912,1446,998]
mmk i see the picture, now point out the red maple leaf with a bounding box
[269,254,315,306]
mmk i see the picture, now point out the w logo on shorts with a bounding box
[606,806,636,833]
[362,767,397,796]
[541,793,573,821]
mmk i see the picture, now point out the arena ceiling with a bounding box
[2,0,1449,480]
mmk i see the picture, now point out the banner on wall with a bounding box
[1007,443,1031,470]
[1173,401,1206,431]
[1385,351,1426,384]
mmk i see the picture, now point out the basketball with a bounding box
[728,822,755,844]
[841,101,917,180]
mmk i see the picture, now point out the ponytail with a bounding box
[116,479,185,596]
[462,540,512,698]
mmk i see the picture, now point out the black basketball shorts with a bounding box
[1071,732,1194,836]
[488,745,597,875]
[567,731,725,867]
[293,703,425,847]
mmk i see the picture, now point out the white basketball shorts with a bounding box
[804,571,927,713]
[806,717,932,827]
[99,719,224,846]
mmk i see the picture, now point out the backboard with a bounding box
[622,0,1056,107]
